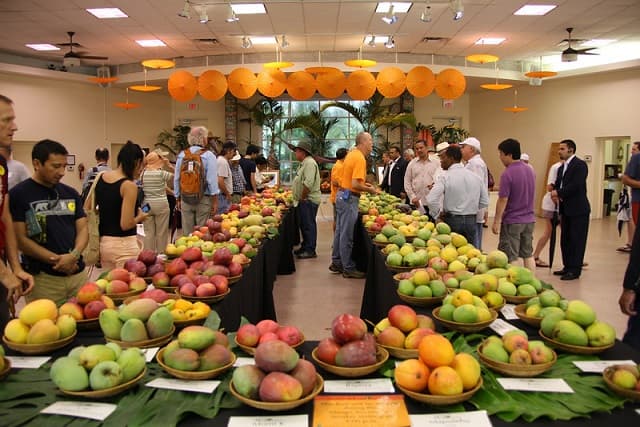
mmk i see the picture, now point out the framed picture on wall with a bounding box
[262,171,279,187]
[66,155,76,166]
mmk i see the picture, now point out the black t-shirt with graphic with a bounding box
[239,157,256,192]
[9,178,86,275]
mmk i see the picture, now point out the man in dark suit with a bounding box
[551,139,591,280]
[380,145,407,199]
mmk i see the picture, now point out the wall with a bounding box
[469,68,640,218]
[414,93,471,137]
[0,72,171,191]
[169,94,226,143]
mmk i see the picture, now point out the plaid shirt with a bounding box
[231,164,245,194]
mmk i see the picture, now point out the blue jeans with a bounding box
[217,193,231,214]
[443,214,476,246]
[474,222,483,250]
[297,200,319,253]
[331,192,359,272]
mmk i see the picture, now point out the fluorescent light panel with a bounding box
[86,8,128,19]
[513,4,557,16]
[364,35,391,44]
[26,44,59,51]
[250,36,277,45]
[136,39,167,47]
[475,37,505,45]
[376,2,412,13]
[231,3,266,14]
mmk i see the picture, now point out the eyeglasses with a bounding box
[47,189,60,210]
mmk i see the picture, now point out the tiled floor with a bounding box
[274,215,634,340]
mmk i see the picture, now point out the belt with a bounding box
[444,213,476,218]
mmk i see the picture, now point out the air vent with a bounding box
[194,38,219,44]
[422,37,447,43]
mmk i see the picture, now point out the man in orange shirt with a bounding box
[330,132,379,278]
[330,148,348,231]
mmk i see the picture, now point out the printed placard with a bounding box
[228,414,308,427]
[145,378,220,394]
[500,304,519,320]
[409,410,492,427]
[142,347,159,362]
[323,378,395,394]
[233,357,255,367]
[41,401,117,421]
[497,378,573,393]
[573,360,636,373]
[5,356,50,369]
[490,318,520,336]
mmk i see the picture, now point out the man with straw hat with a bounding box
[291,140,321,259]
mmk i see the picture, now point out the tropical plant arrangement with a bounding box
[156,125,191,156]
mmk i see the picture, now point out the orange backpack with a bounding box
[179,148,207,204]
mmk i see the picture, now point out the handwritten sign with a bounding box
[312,395,410,427]
[500,304,519,320]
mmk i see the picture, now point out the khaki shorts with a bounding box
[498,222,534,262]
[26,270,88,306]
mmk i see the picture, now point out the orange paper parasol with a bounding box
[305,66,340,74]
[263,61,294,70]
[344,59,377,68]
[168,70,197,102]
[346,70,376,100]
[257,69,287,98]
[197,70,228,101]
[286,71,316,100]
[466,54,499,64]
[316,69,346,99]
[435,68,466,100]
[114,102,141,110]
[480,83,512,90]
[227,68,257,100]
[524,70,557,78]
[406,66,435,98]
[88,76,119,84]
[376,66,406,98]
[142,59,175,69]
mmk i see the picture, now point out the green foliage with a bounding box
[282,109,339,157]
[156,125,191,155]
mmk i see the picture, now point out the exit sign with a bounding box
[187,103,198,110]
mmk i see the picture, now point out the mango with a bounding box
[68,345,86,361]
[585,321,616,347]
[290,359,317,396]
[481,342,509,363]
[90,360,123,390]
[117,348,146,381]
[335,338,377,368]
[163,340,181,358]
[106,342,122,359]
[507,266,533,285]
[541,311,565,337]
[428,366,464,396]
[80,344,117,370]
[119,298,159,322]
[19,299,57,326]
[552,320,589,346]
[259,372,303,402]
[232,365,266,399]
[146,307,174,338]
[4,318,30,343]
[26,318,60,344]
[564,300,596,327]
[50,356,89,391]
[178,326,216,351]
[120,318,149,342]
[450,353,481,391]
[56,314,77,339]
[254,340,299,372]
[199,344,233,371]
[99,309,123,340]
[164,348,200,371]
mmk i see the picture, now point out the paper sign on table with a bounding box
[142,347,159,362]
[323,378,395,393]
[313,395,410,427]
[234,357,255,367]
[409,410,492,427]
[490,318,520,336]
[497,378,573,393]
[228,414,308,427]
[573,360,636,373]
[145,378,220,394]
[6,356,50,369]
[41,401,117,421]
[500,304,519,320]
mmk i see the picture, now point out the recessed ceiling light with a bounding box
[250,36,277,45]
[582,39,616,47]
[26,44,60,51]
[136,39,167,47]
[475,38,505,45]
[364,35,391,45]
[376,2,412,14]
[86,8,128,19]
[513,4,557,16]
[231,3,267,14]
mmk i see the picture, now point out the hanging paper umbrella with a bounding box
[286,71,316,100]
[503,89,528,113]
[114,88,141,110]
[88,76,119,84]
[257,69,287,98]
[376,66,406,98]
[435,68,466,100]
[406,66,435,98]
[227,68,257,99]
[197,70,227,101]
[316,69,346,99]
[168,70,197,102]
[466,54,499,64]
[306,66,340,74]
[481,63,512,90]
[130,68,162,92]
[346,70,376,100]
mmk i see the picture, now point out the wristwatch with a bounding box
[69,249,81,260]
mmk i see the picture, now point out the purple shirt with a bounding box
[499,161,536,224]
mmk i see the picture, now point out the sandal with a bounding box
[535,258,549,267]
[616,244,632,253]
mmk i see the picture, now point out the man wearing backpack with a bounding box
[174,126,218,236]
[81,148,110,203]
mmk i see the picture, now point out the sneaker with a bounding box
[296,251,317,259]
[328,263,343,273]
[342,269,366,279]
[293,247,304,255]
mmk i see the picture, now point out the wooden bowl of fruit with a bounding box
[2,331,77,355]
[105,326,175,349]
[477,339,557,377]
[311,346,389,378]
[396,291,445,308]
[538,330,614,355]
[514,304,542,327]
[156,348,235,380]
[0,358,12,380]
[179,288,230,304]
[376,344,418,360]
[432,307,497,333]
[229,374,324,411]
[396,377,482,406]
[105,288,145,304]
[60,367,146,399]
[234,335,305,356]
[503,294,537,304]
[602,365,640,401]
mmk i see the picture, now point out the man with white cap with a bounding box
[521,153,534,171]
[460,137,488,250]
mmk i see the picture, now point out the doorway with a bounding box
[596,136,631,218]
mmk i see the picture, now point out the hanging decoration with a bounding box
[129,68,162,92]
[406,66,435,98]
[168,70,198,102]
[227,68,257,99]
[346,70,376,100]
[480,63,513,90]
[316,69,347,99]
[344,47,377,68]
[466,54,499,64]
[257,68,287,98]
[503,89,528,113]
[435,68,466,100]
[141,59,175,69]
[197,70,227,101]
[376,66,406,98]
[525,56,558,79]
[114,88,141,110]
[88,76,118,84]
[286,71,316,100]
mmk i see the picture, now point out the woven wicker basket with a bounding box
[397,377,483,405]
[60,367,146,398]
[229,373,324,411]
[3,331,76,355]
[105,326,175,349]
[477,340,556,377]
[602,366,640,401]
[156,348,235,380]
[432,307,497,333]
[311,346,389,377]
[538,330,614,355]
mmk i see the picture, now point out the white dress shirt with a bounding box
[426,163,489,219]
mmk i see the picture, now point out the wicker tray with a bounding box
[477,340,556,377]
[0,358,11,380]
[311,346,389,378]
[173,316,207,329]
[385,262,426,273]
[228,275,242,285]
[503,294,537,304]
[602,365,640,401]
[123,293,180,306]
[392,272,415,284]
[105,326,175,349]
[432,307,497,333]
[376,344,418,360]
[538,330,614,355]
[105,288,145,304]
[180,288,231,304]
[234,335,305,356]
[397,291,445,307]
[60,367,146,398]
[229,373,324,411]
[3,331,77,355]
[396,377,482,406]
[514,304,542,328]
[75,317,100,330]
[156,348,235,380]
[240,260,251,270]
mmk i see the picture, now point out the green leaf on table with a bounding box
[203,310,221,330]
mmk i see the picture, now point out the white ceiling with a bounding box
[0,0,639,83]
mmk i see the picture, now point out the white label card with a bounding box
[41,401,117,421]
[233,357,255,367]
[409,410,492,427]
[323,378,394,393]
[145,378,220,394]
[490,318,519,336]
[636,409,640,416]
[501,304,518,320]
[142,347,159,362]
[573,360,637,373]
[498,378,573,393]
[6,356,50,369]
[228,414,308,427]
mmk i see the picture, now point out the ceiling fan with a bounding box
[56,31,108,67]
[559,28,598,62]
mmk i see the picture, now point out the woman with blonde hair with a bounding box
[93,141,148,269]
[141,151,174,252]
